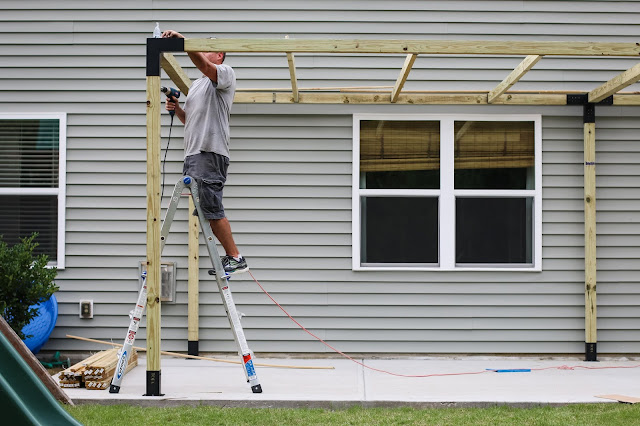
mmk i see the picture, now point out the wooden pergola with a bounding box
[144,37,640,395]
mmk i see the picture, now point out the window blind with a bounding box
[0,119,60,188]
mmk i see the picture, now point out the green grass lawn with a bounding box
[65,403,640,426]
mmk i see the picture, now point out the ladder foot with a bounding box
[207,269,230,280]
[109,384,121,394]
[251,384,263,393]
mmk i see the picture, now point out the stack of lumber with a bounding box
[58,347,138,390]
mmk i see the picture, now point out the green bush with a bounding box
[0,233,59,340]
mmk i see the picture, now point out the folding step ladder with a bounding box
[109,176,262,394]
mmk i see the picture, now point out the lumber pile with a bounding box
[58,347,138,390]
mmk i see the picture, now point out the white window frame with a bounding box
[0,113,67,269]
[352,113,542,272]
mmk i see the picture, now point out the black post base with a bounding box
[585,342,598,361]
[143,370,164,396]
[109,384,120,394]
[188,340,199,357]
[251,384,263,393]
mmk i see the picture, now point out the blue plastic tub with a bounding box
[21,294,58,354]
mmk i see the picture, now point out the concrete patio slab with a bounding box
[62,355,640,408]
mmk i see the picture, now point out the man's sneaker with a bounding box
[208,255,249,277]
[223,255,249,275]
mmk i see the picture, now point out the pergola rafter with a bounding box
[487,55,542,104]
[391,53,417,103]
[159,39,640,105]
[143,37,640,396]
[589,62,640,103]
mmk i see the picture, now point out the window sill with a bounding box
[355,264,541,272]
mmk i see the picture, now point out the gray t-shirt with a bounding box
[183,64,236,159]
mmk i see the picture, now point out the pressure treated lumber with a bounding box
[391,53,417,103]
[59,348,120,387]
[233,92,569,105]
[184,38,640,56]
[86,358,137,390]
[589,62,640,103]
[161,53,192,95]
[286,52,299,102]
[187,197,199,345]
[59,348,138,389]
[584,123,597,347]
[66,335,334,370]
[488,55,541,103]
[146,75,162,376]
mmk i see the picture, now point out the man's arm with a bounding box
[161,30,219,83]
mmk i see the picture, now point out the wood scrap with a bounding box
[596,394,640,404]
[85,354,138,390]
[58,347,137,390]
[66,334,335,370]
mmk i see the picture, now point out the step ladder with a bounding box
[109,176,262,394]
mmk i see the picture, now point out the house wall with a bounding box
[2,1,640,354]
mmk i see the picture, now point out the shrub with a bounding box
[0,233,59,340]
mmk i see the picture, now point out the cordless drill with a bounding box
[160,86,181,117]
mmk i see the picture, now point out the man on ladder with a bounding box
[110,30,261,394]
[162,29,248,276]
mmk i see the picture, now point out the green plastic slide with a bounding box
[0,330,82,425]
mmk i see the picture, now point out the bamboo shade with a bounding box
[360,120,534,172]
[454,121,534,170]
[360,120,440,172]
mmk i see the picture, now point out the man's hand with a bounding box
[165,95,179,112]
[165,96,185,124]
[162,30,185,39]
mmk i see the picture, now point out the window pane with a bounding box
[456,197,533,264]
[0,195,58,260]
[360,120,440,189]
[0,119,60,188]
[361,197,438,264]
[454,121,534,190]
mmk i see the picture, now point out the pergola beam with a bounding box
[232,92,640,105]
[488,55,542,104]
[588,63,640,103]
[184,38,640,56]
[391,54,417,103]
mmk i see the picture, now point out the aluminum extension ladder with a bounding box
[109,176,262,394]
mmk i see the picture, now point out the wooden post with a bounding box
[145,75,163,394]
[583,105,597,361]
[187,197,200,356]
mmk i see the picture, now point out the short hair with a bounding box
[209,37,226,62]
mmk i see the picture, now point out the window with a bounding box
[353,115,541,271]
[0,113,66,268]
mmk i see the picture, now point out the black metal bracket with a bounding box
[188,340,199,357]
[144,370,164,396]
[566,94,613,124]
[585,342,598,362]
[146,38,185,76]
[584,103,596,123]
[566,94,613,106]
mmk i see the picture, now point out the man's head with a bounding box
[205,51,226,64]
[207,37,226,64]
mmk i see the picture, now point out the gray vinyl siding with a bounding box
[2,1,640,354]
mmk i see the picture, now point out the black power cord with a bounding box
[161,114,174,201]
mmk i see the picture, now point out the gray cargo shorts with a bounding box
[183,152,229,220]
